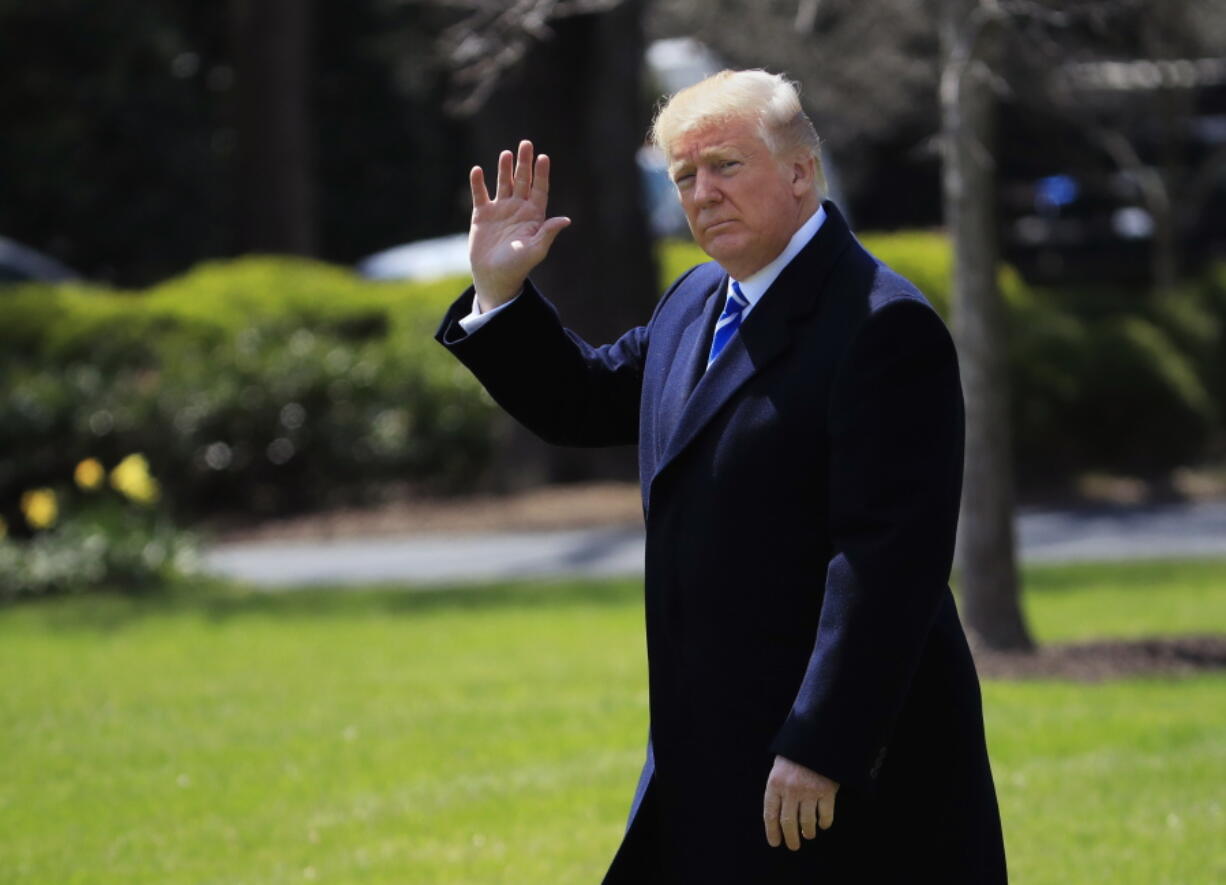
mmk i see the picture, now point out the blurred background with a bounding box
[5,0,1226,619]
[3,0,1226,621]
[3,2,1226,882]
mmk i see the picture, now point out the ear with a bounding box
[790,155,815,196]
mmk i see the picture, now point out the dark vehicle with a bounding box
[1000,169,1159,284]
[999,58,1226,286]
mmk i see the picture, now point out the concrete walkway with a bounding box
[202,500,1226,588]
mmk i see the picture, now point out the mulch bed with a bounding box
[974,635,1226,681]
[211,481,645,543]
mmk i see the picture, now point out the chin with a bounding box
[701,234,748,264]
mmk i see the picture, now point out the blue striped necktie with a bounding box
[707,281,749,367]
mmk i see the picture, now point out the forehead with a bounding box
[668,116,767,165]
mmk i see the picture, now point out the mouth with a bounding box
[703,219,737,234]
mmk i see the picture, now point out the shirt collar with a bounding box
[727,204,827,310]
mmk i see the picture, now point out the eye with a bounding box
[674,172,695,187]
[721,160,741,172]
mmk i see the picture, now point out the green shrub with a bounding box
[1149,279,1226,443]
[0,456,199,600]
[3,244,1224,534]
[0,504,199,600]
[1,257,494,522]
[656,238,708,292]
[1011,305,1218,474]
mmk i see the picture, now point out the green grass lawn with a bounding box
[1,561,1223,884]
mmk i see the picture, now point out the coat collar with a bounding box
[652,200,855,484]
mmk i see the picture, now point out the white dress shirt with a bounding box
[719,204,826,323]
[458,203,827,336]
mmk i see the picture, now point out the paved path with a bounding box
[202,500,1226,588]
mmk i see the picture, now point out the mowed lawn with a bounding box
[1,560,1224,884]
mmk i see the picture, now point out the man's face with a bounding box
[668,116,809,280]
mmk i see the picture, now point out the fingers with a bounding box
[469,165,490,209]
[780,800,802,851]
[763,785,783,848]
[533,152,551,203]
[488,141,545,204]
[514,139,533,197]
[765,785,802,851]
[818,790,837,831]
[800,797,818,841]
[476,138,558,210]
[495,149,514,199]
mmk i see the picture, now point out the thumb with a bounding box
[535,215,571,251]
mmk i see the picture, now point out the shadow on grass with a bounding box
[7,575,644,634]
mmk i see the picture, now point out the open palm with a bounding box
[469,139,571,311]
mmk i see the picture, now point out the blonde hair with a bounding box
[651,69,826,196]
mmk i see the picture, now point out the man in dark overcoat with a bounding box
[435,69,1007,883]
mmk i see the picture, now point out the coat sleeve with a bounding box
[434,278,653,448]
[770,297,965,786]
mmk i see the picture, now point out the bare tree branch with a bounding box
[424,0,628,115]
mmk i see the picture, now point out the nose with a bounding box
[692,168,722,207]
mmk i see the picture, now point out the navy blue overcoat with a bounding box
[436,203,1007,883]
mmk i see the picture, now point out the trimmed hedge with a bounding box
[878,234,1222,477]
[3,240,1224,536]
[1,258,495,525]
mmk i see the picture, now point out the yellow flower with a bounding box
[110,453,161,505]
[21,488,58,530]
[74,457,106,491]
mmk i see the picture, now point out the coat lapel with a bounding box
[653,276,725,463]
[653,201,855,483]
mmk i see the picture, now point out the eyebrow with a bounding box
[669,144,747,177]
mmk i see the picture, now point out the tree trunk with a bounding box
[470,0,656,488]
[232,0,317,255]
[939,0,1034,651]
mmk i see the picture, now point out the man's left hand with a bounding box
[763,755,840,850]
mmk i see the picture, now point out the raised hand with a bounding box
[468,139,571,312]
